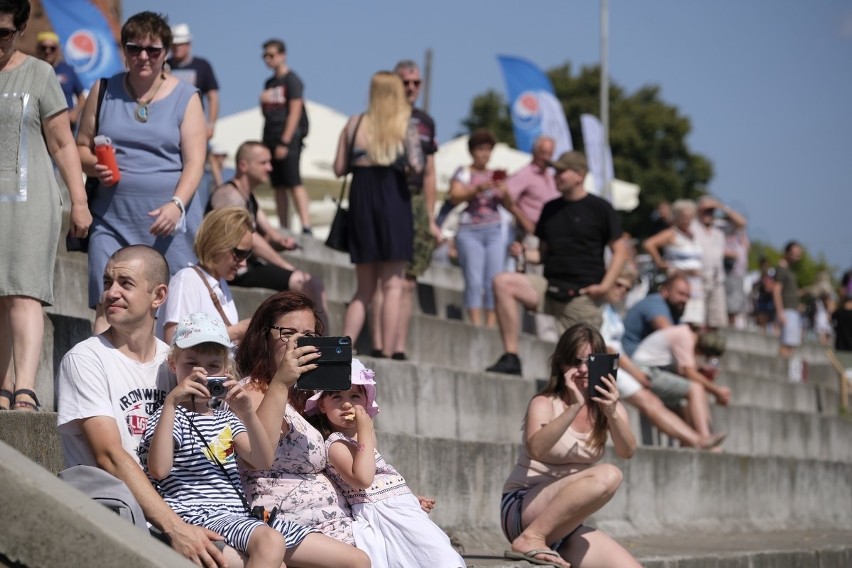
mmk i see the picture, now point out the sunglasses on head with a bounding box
[0,27,18,41]
[231,247,252,262]
[124,43,165,58]
[403,79,421,87]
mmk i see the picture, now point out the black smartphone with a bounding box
[587,353,618,399]
[295,336,352,391]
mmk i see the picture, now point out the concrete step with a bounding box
[721,370,835,416]
[5,413,852,545]
[29,313,852,464]
[463,530,852,567]
[3,431,850,568]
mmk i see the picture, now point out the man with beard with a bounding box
[621,275,691,357]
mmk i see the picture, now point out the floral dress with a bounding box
[239,404,354,544]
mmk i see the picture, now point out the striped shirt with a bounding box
[139,406,248,515]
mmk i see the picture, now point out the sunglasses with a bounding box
[38,44,58,53]
[403,79,422,87]
[231,247,252,262]
[0,27,17,41]
[269,326,320,342]
[124,43,165,58]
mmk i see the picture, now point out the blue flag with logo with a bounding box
[497,55,572,156]
[41,0,122,91]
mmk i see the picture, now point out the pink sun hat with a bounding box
[304,358,380,418]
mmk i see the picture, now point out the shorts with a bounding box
[780,308,802,347]
[643,365,691,409]
[182,509,315,553]
[406,193,437,278]
[615,367,643,400]
[229,258,294,291]
[501,488,583,549]
[528,273,603,331]
[266,138,304,188]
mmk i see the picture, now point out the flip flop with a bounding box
[504,548,566,566]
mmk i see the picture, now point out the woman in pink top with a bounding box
[501,324,639,567]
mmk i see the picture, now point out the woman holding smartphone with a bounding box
[234,291,373,568]
[500,323,640,568]
[448,128,514,327]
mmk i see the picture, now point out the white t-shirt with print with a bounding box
[57,335,174,468]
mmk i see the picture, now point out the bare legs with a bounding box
[626,389,719,448]
[285,532,371,568]
[558,525,643,568]
[371,275,416,355]
[275,186,312,233]
[493,272,539,354]
[510,463,634,567]
[0,296,45,410]
[344,261,406,356]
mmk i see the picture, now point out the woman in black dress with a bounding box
[333,71,422,354]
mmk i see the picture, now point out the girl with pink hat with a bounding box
[305,359,466,567]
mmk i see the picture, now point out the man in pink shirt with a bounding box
[505,136,558,236]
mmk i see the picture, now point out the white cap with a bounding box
[172,312,230,349]
[172,23,192,45]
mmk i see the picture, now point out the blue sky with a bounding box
[123,0,852,273]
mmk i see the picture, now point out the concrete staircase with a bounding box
[2,234,851,567]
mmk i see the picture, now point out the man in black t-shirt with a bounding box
[487,151,628,375]
[260,39,312,235]
[167,24,219,140]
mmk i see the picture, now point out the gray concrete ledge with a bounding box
[0,441,194,568]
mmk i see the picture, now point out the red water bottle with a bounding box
[94,135,121,184]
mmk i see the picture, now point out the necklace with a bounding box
[125,72,165,123]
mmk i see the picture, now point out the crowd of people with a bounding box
[2,2,852,566]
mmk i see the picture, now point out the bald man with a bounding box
[57,245,228,567]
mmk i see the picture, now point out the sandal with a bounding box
[0,389,13,410]
[12,389,40,411]
[504,548,568,567]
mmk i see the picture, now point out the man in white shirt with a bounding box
[57,245,227,567]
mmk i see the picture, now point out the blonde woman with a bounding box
[157,207,254,345]
[334,71,422,354]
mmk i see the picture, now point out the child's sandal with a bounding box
[12,389,40,411]
[0,389,13,410]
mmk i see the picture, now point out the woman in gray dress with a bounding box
[76,11,207,334]
[0,0,90,411]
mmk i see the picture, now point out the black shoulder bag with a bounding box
[324,114,363,253]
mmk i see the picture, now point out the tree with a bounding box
[459,62,714,237]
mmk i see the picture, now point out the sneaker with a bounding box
[486,353,522,375]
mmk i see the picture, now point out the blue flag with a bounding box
[41,0,123,90]
[497,55,572,155]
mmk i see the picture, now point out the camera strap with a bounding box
[179,404,254,517]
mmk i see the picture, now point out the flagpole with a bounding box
[600,0,611,201]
